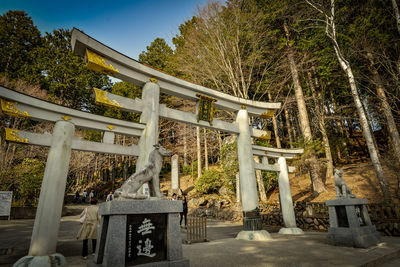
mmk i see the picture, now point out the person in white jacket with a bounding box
[106,191,114,201]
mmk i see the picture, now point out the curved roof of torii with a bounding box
[71,28,281,117]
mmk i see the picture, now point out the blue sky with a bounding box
[0,0,210,59]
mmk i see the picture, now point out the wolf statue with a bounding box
[114,144,171,199]
[334,168,355,198]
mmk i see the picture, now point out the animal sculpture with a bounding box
[114,144,171,199]
[334,169,355,198]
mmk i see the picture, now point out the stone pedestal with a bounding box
[326,198,380,248]
[92,200,189,267]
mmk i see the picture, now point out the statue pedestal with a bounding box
[326,198,380,248]
[91,200,189,267]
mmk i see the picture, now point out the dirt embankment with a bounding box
[161,162,400,204]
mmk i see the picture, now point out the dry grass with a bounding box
[161,162,400,204]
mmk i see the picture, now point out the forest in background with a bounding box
[1,0,400,206]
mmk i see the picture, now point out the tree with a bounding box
[283,19,326,194]
[24,29,110,109]
[103,81,141,122]
[138,38,174,73]
[0,10,41,78]
[173,0,271,100]
[306,0,392,201]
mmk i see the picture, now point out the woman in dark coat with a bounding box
[180,195,188,228]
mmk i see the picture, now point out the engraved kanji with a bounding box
[136,238,156,257]
[137,218,155,235]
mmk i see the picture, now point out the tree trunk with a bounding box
[218,131,223,153]
[204,128,209,170]
[367,52,400,167]
[268,92,281,148]
[330,90,350,163]
[392,0,400,35]
[308,71,334,179]
[307,0,391,201]
[196,126,202,178]
[344,64,391,201]
[254,156,268,202]
[284,21,326,194]
[284,106,294,148]
[291,109,299,141]
[183,125,188,166]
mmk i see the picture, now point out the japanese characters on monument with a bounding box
[126,214,167,266]
[136,218,156,257]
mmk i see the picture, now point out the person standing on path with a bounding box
[180,195,188,228]
[106,191,113,201]
[75,191,80,203]
[82,190,88,203]
[77,198,99,259]
[88,190,94,203]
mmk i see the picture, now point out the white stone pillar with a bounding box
[235,108,271,241]
[137,80,160,196]
[236,172,241,203]
[277,156,304,235]
[236,109,258,212]
[171,154,180,191]
[29,120,75,256]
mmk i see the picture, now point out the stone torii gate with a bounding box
[0,27,307,267]
[0,87,145,266]
[71,28,304,238]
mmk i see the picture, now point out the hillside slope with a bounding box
[161,162,399,204]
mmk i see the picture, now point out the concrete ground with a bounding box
[1,205,400,267]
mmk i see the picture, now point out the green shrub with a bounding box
[195,169,223,194]
[262,170,278,192]
[182,161,199,178]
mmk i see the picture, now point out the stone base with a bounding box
[95,200,189,267]
[88,258,190,267]
[327,226,381,248]
[278,227,304,235]
[235,230,272,241]
[13,254,67,267]
[243,216,262,231]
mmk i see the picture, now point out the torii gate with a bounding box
[0,86,146,266]
[0,28,305,265]
[71,28,304,236]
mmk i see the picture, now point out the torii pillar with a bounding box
[235,108,271,241]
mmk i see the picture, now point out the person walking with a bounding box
[180,195,188,228]
[82,190,88,203]
[75,191,80,203]
[88,190,94,203]
[106,191,113,202]
[77,198,99,259]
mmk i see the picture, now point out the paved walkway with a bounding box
[1,206,400,267]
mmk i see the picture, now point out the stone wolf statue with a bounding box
[114,144,171,199]
[334,169,355,198]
